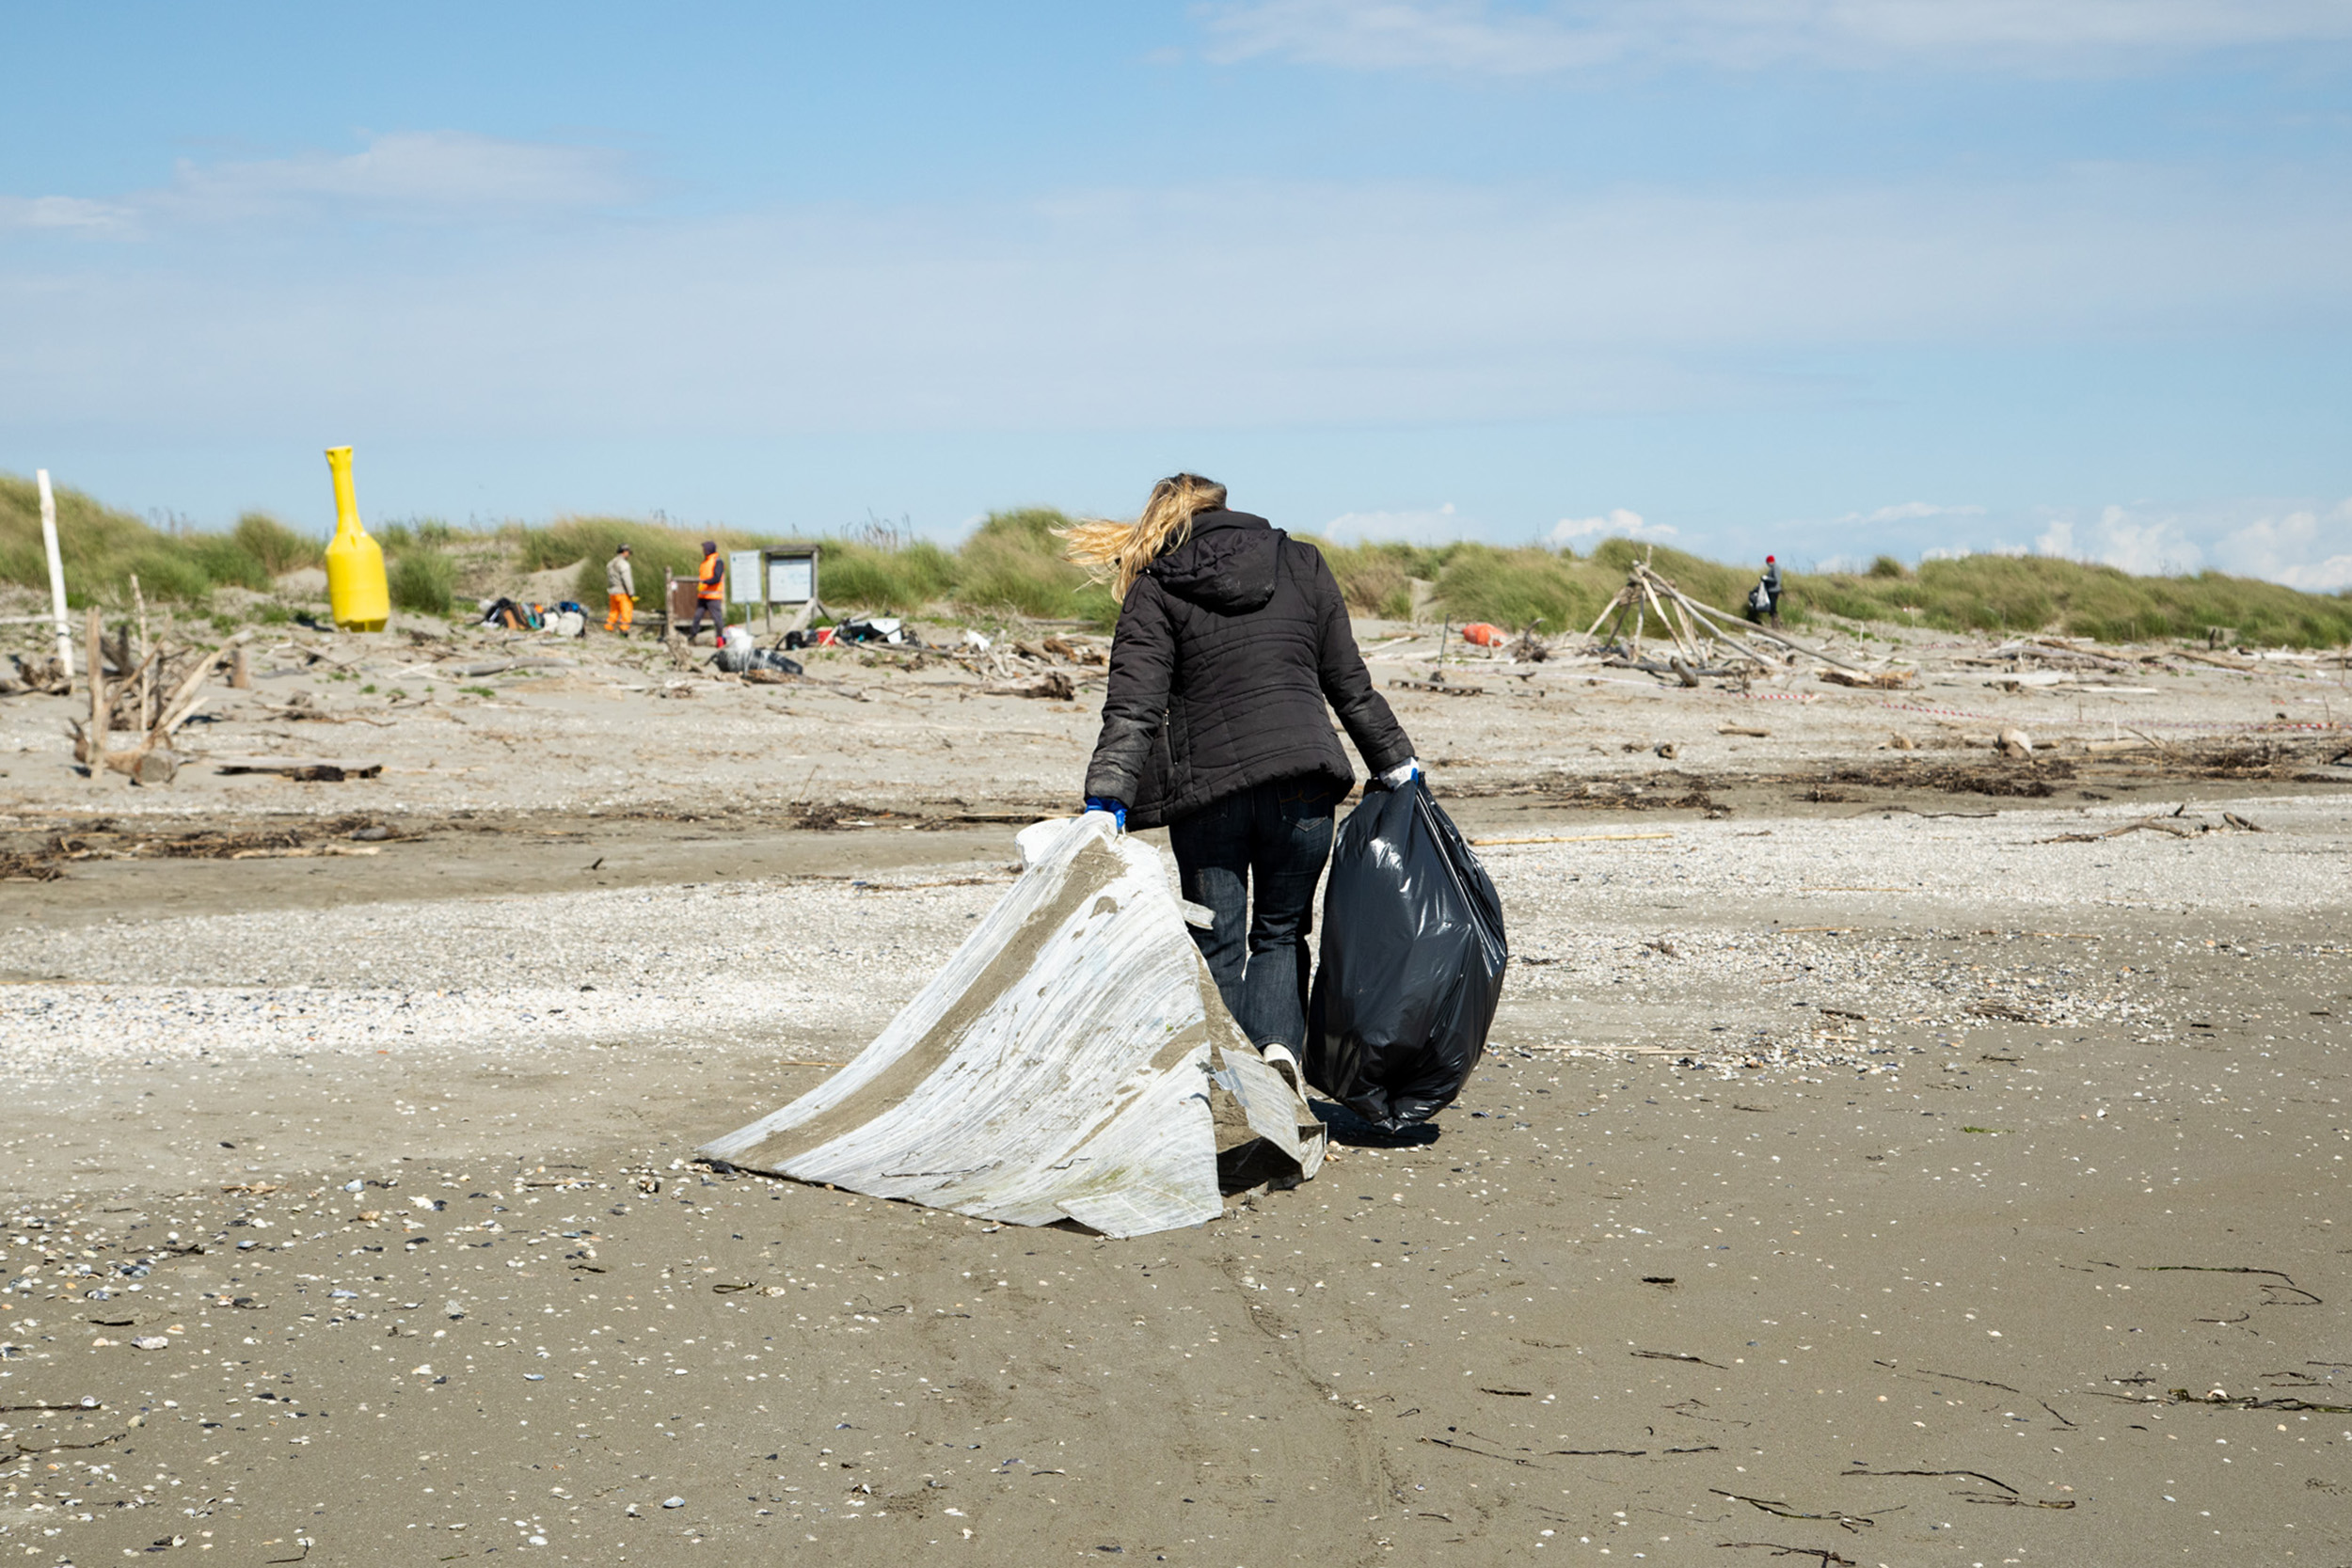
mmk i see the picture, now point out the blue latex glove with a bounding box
[1082,796,1128,832]
[1378,758,1422,789]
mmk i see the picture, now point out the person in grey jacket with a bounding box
[604,545,636,634]
[1069,474,1419,1067]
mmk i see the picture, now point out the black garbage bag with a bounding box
[714,641,804,676]
[1305,778,1508,1132]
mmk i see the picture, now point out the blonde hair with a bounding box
[1059,473,1229,600]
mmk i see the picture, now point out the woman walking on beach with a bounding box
[1067,474,1420,1074]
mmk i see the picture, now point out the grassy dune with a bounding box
[1311,536,2352,646]
[5,471,2346,644]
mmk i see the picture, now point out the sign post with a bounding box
[727,549,764,632]
[762,548,819,633]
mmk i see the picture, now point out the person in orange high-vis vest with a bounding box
[685,541,726,645]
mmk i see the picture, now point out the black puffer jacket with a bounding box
[1083,510,1414,831]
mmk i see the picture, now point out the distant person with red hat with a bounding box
[1744,555,1784,627]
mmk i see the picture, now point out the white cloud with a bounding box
[1849,500,1987,525]
[1203,0,1621,74]
[163,131,640,220]
[1324,501,1467,541]
[2032,503,2206,573]
[0,195,138,235]
[1920,541,2031,558]
[3,156,2348,451]
[1812,499,1990,551]
[2213,499,2352,591]
[1874,499,2352,589]
[1,132,641,237]
[1200,0,2352,74]
[1547,507,1673,545]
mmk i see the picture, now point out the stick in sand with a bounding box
[37,470,72,677]
[85,607,107,783]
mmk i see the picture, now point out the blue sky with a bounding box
[5,1,2349,586]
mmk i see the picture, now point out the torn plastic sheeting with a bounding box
[699,814,1324,1238]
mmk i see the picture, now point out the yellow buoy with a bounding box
[323,445,389,631]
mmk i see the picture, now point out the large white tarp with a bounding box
[700,814,1326,1238]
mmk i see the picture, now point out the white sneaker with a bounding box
[1259,1041,1305,1096]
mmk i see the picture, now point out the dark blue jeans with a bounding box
[1168,777,1339,1052]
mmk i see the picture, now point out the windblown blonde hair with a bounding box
[1058,473,1229,600]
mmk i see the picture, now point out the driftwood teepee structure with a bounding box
[1582,551,1867,676]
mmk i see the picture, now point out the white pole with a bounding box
[37,468,73,677]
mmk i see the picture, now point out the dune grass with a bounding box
[954,509,1118,624]
[1310,540,1451,621]
[1789,554,2352,645]
[388,550,457,615]
[7,468,2346,643]
[1310,538,1753,635]
[533,517,734,607]
[0,472,270,608]
[231,513,325,576]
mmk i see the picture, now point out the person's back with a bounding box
[684,542,726,644]
[1075,474,1416,1067]
[1089,509,1402,830]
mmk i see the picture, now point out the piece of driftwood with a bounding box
[1996,639,2136,673]
[86,609,107,782]
[1602,657,1744,679]
[0,653,69,697]
[2039,814,2203,845]
[446,657,579,678]
[978,671,1075,700]
[154,633,249,736]
[1818,668,1915,689]
[213,755,387,782]
[1393,678,1485,696]
[2169,648,2258,673]
[71,627,250,784]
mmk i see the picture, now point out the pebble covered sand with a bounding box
[1,617,2346,1566]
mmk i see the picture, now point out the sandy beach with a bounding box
[3,617,2348,1565]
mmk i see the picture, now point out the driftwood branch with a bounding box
[1841,1466,2016,1494]
[1708,1490,1884,1532]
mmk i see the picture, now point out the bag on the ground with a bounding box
[1306,778,1507,1132]
[714,626,803,675]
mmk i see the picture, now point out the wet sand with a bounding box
[2,624,2348,1565]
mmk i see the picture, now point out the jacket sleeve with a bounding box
[1309,550,1414,775]
[1083,578,1177,804]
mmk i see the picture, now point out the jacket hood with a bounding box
[1146,510,1279,614]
